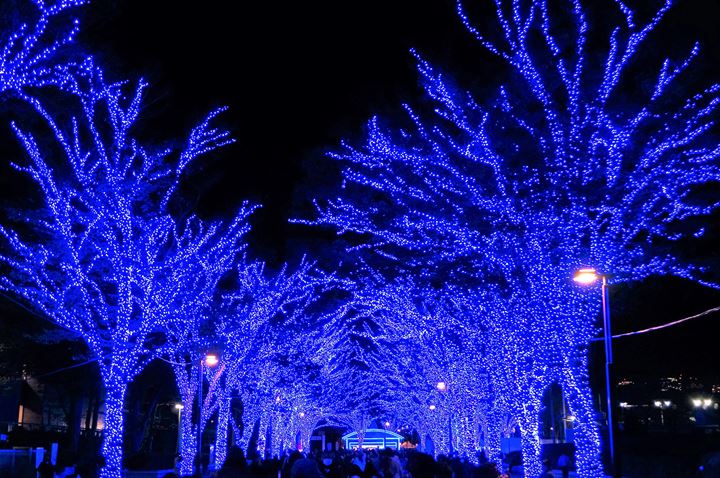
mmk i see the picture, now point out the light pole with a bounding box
[573,268,617,478]
[175,403,184,453]
[653,400,671,426]
[197,353,219,475]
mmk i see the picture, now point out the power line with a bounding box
[610,305,720,340]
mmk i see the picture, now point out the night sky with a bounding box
[3,0,720,384]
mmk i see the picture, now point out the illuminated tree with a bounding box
[348,278,492,458]
[206,259,341,464]
[304,0,720,475]
[0,75,254,478]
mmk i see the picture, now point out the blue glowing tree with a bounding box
[347,277,492,458]
[0,75,254,478]
[305,0,720,475]
[203,259,341,464]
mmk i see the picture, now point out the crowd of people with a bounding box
[165,447,508,478]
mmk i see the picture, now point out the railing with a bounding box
[0,448,41,478]
[1,421,103,437]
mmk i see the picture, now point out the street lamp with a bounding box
[428,404,436,411]
[653,400,671,426]
[197,353,219,474]
[175,403,184,453]
[205,354,219,367]
[436,381,447,392]
[573,267,617,477]
[692,398,715,409]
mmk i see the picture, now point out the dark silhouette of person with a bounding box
[37,455,55,478]
[291,457,324,478]
[216,446,250,478]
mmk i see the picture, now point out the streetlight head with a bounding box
[573,268,600,285]
[205,354,219,367]
[299,412,305,418]
[428,404,436,410]
[175,403,184,410]
[384,421,390,427]
[436,381,447,391]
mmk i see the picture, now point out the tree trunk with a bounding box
[563,364,605,478]
[519,407,542,478]
[256,413,269,458]
[99,383,127,478]
[215,396,231,466]
[178,393,197,477]
[482,410,504,470]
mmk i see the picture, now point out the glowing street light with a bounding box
[384,421,390,427]
[436,381,447,391]
[572,268,600,285]
[205,354,219,367]
[428,404,436,411]
[574,267,617,477]
[691,398,716,409]
[299,412,305,418]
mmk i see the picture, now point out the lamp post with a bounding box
[175,403,184,453]
[197,353,219,475]
[573,268,617,477]
[653,400,671,426]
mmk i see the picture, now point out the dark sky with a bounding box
[4,0,720,383]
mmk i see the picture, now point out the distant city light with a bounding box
[428,404,436,410]
[436,381,447,391]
